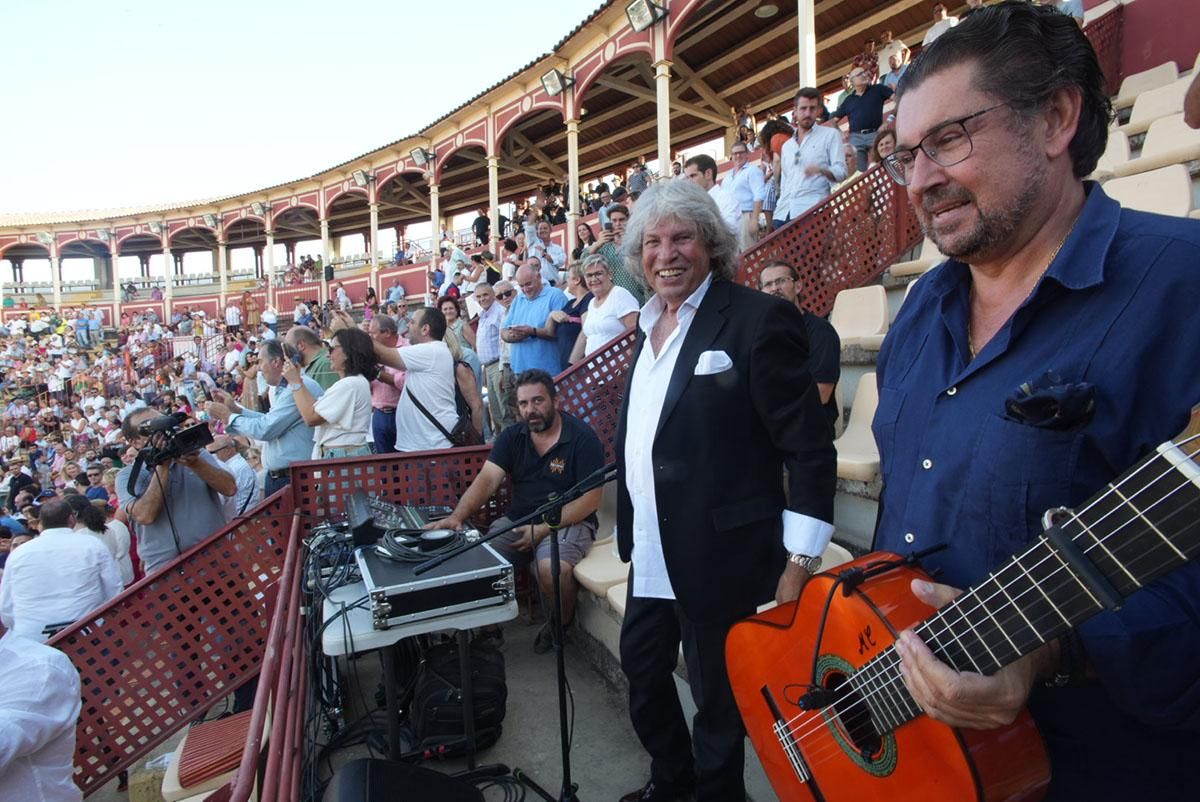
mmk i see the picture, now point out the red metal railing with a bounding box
[50,490,293,796]
[737,166,923,316]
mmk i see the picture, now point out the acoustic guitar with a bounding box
[726,411,1200,802]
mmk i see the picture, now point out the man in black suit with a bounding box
[615,179,837,802]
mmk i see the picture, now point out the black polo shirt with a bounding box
[488,411,604,523]
[802,311,842,434]
[832,84,894,132]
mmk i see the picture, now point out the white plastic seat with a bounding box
[1090,130,1131,180]
[889,239,945,278]
[1110,115,1200,178]
[592,483,616,545]
[1104,164,1194,217]
[573,539,627,596]
[1189,209,1200,220]
[1116,78,1191,138]
[830,286,889,350]
[832,381,845,439]
[833,372,880,482]
[606,581,628,619]
[1113,61,1178,112]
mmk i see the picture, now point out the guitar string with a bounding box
[775,436,1200,754]
[781,462,1200,764]
[782,457,1200,756]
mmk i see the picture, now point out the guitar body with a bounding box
[726,554,1050,802]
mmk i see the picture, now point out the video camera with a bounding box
[135,412,213,467]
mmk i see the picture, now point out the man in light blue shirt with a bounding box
[385,278,406,304]
[502,264,567,375]
[774,87,847,229]
[204,340,323,496]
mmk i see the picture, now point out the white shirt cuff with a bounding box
[782,511,834,557]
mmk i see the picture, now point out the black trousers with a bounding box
[620,577,755,802]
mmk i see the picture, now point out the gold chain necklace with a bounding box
[967,218,1078,361]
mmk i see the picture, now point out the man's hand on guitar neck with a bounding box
[896,579,1061,730]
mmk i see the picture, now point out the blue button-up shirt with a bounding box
[873,184,1200,799]
[504,285,568,375]
[226,376,324,471]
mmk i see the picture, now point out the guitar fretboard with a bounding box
[846,441,1200,735]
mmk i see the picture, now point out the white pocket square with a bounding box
[694,350,733,375]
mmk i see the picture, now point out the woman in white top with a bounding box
[283,328,375,459]
[570,253,640,362]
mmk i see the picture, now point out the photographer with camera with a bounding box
[115,408,236,575]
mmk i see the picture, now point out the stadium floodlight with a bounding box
[541,68,575,97]
[352,169,375,187]
[251,202,268,216]
[202,214,218,228]
[626,0,665,32]
[148,222,163,235]
[410,147,434,167]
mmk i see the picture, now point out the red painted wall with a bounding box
[1102,0,1199,77]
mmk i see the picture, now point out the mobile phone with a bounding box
[602,222,613,232]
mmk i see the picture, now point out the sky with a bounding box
[0,0,599,215]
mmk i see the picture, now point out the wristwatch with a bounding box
[787,552,822,573]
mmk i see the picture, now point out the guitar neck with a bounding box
[855,438,1200,733]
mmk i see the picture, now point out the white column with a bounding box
[428,182,440,300]
[319,215,331,306]
[797,0,817,87]
[111,251,121,320]
[566,118,581,259]
[654,60,673,176]
[162,241,174,318]
[217,238,228,307]
[486,156,500,253]
[264,229,276,310]
[50,241,62,312]
[369,201,380,297]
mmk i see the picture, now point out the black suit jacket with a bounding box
[615,279,837,623]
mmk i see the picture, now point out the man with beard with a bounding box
[773,87,846,229]
[877,3,1200,799]
[429,369,604,653]
[757,260,841,433]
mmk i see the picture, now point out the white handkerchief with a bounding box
[694,349,733,375]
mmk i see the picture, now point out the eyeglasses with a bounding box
[496,290,515,299]
[760,276,795,290]
[882,103,1008,186]
[584,271,608,281]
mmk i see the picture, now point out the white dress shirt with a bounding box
[923,16,959,46]
[775,124,847,222]
[0,631,83,802]
[0,527,122,641]
[624,274,714,599]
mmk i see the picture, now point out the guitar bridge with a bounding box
[762,686,811,783]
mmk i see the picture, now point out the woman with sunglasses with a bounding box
[283,328,376,459]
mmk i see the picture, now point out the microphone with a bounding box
[137,412,187,436]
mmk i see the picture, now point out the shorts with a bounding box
[487,515,596,570]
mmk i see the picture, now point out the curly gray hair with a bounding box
[620,179,739,290]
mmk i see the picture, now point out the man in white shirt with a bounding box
[207,436,261,521]
[722,142,766,251]
[773,87,847,229]
[876,29,908,81]
[361,307,458,452]
[923,2,959,45]
[682,154,738,236]
[0,498,123,641]
[224,301,242,333]
[0,630,83,802]
[524,218,567,287]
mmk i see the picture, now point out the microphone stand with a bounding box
[413,462,615,802]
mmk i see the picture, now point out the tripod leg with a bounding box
[458,629,477,771]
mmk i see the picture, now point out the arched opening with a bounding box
[224,218,267,280]
[325,191,371,266]
[0,243,51,299]
[169,226,219,287]
[59,239,113,293]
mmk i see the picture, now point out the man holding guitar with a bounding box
[876,3,1200,798]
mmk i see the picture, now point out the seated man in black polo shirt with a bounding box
[430,368,604,653]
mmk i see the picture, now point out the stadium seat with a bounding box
[901,275,922,309]
[822,542,854,570]
[834,372,880,482]
[606,581,628,618]
[1104,164,1195,217]
[1113,61,1178,112]
[889,239,945,277]
[593,484,616,546]
[1116,78,1191,138]
[1110,114,1200,178]
[1190,209,1200,220]
[833,381,845,439]
[1091,130,1131,180]
[830,286,889,350]
[573,538,627,596]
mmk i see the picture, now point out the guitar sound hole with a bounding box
[824,672,883,758]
